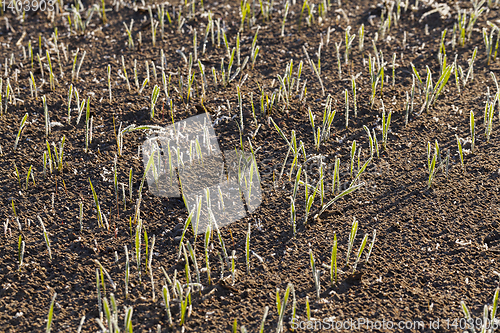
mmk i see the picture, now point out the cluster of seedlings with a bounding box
[1,0,500,331]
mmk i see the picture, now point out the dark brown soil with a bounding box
[0,0,500,332]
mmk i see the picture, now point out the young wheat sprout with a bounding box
[107,64,112,103]
[46,292,57,333]
[13,113,28,151]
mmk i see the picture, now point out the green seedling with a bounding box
[246,223,251,274]
[150,85,160,119]
[427,140,439,188]
[13,113,28,151]
[18,235,25,271]
[124,20,134,49]
[162,285,173,326]
[276,283,293,332]
[309,249,320,299]
[470,110,475,152]
[350,140,356,177]
[38,216,52,260]
[456,135,464,170]
[330,232,337,285]
[89,178,104,228]
[346,217,358,266]
[46,292,57,333]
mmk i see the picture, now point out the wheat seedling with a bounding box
[244,223,251,274]
[317,181,364,218]
[124,245,130,299]
[276,283,293,333]
[25,165,34,190]
[470,110,475,152]
[368,55,384,108]
[179,286,191,326]
[0,78,3,116]
[309,249,321,299]
[330,232,337,285]
[485,90,497,143]
[350,157,372,187]
[124,20,134,49]
[392,52,396,86]
[350,140,356,177]
[139,77,149,95]
[18,235,25,271]
[363,125,374,159]
[57,135,65,172]
[186,241,200,285]
[352,75,358,117]
[304,175,322,225]
[463,47,478,88]
[230,250,236,285]
[177,211,194,259]
[281,1,290,37]
[89,178,104,228]
[345,217,359,267]
[46,292,57,333]
[381,103,391,150]
[85,97,91,152]
[427,140,439,188]
[46,51,55,90]
[456,135,464,170]
[13,113,28,151]
[13,163,21,189]
[38,216,52,260]
[460,286,499,333]
[106,64,112,103]
[331,157,340,194]
[345,26,355,64]
[162,285,173,326]
[150,85,160,119]
[344,89,349,128]
[204,224,212,285]
[42,96,50,137]
[78,201,83,231]
[75,50,86,81]
[352,233,369,273]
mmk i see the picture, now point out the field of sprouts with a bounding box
[1,0,500,331]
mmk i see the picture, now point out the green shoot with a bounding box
[124,20,134,50]
[309,249,320,299]
[246,223,251,274]
[381,103,391,150]
[352,234,369,273]
[316,183,363,219]
[456,135,464,170]
[13,113,28,151]
[89,178,104,228]
[107,65,112,103]
[470,110,475,152]
[427,140,439,188]
[350,140,356,178]
[135,218,142,282]
[162,285,173,327]
[18,235,25,271]
[38,216,52,260]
